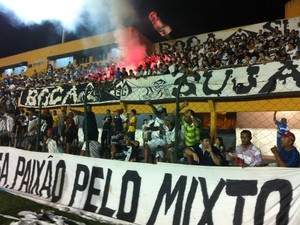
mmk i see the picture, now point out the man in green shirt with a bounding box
[174,101,201,163]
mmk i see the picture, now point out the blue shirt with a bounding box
[279,147,300,167]
[275,120,289,137]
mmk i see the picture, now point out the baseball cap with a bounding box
[282,131,295,141]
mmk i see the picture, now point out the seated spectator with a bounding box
[185,133,225,166]
[122,134,140,162]
[233,130,262,167]
[270,131,300,167]
[214,137,226,159]
[256,50,272,64]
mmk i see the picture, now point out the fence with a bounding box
[19,85,300,161]
[7,60,300,162]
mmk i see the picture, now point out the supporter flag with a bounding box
[148,11,172,39]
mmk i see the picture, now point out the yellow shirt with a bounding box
[53,115,59,128]
[128,115,137,132]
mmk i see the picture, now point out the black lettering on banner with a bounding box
[11,156,26,190]
[183,177,199,225]
[147,173,187,225]
[99,169,115,217]
[28,160,37,194]
[198,178,226,225]
[69,164,90,206]
[39,161,53,198]
[30,160,46,195]
[116,170,141,223]
[18,159,32,192]
[226,180,258,225]
[202,70,232,96]
[254,179,292,225]
[84,166,104,212]
[51,160,66,203]
[0,152,9,185]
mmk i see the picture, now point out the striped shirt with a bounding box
[182,117,200,147]
[235,143,262,167]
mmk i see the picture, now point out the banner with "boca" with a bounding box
[0,147,300,225]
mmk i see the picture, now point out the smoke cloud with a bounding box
[0,0,147,68]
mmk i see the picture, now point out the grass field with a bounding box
[0,190,121,225]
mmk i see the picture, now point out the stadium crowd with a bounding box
[0,27,300,167]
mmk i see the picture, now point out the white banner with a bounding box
[1,147,300,225]
[121,60,300,102]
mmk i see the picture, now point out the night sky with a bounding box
[0,0,290,58]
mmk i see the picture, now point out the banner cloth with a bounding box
[0,147,299,225]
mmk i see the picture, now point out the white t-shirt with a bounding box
[120,114,128,123]
[4,113,14,132]
[151,117,165,139]
[46,138,58,153]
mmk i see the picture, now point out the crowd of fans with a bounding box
[0,26,300,167]
[1,27,300,92]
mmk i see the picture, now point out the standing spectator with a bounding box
[143,102,167,163]
[142,118,148,147]
[40,108,53,152]
[270,131,300,167]
[233,130,263,167]
[71,109,80,150]
[113,67,123,85]
[273,111,289,148]
[174,101,201,162]
[26,110,38,151]
[58,107,67,141]
[119,108,129,133]
[68,104,99,142]
[101,109,112,158]
[0,107,16,147]
[13,115,26,148]
[127,109,137,140]
[52,110,59,138]
[110,109,124,159]
[162,115,176,163]
[64,112,77,154]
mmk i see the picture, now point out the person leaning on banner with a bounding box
[185,133,225,166]
[270,131,300,167]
